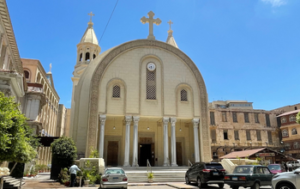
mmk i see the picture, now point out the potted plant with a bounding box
[83,169,90,186]
[147,172,154,183]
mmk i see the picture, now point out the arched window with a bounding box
[79,53,82,61]
[146,68,156,100]
[112,85,120,98]
[289,115,296,122]
[294,142,299,149]
[295,107,298,110]
[24,70,30,79]
[85,52,90,61]
[292,128,297,135]
[282,129,289,137]
[281,117,287,123]
[93,54,96,59]
[180,89,187,101]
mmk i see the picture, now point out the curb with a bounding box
[128,183,198,189]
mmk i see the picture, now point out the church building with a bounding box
[70,11,211,166]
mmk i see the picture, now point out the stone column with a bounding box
[163,117,170,166]
[170,117,178,166]
[132,116,140,167]
[193,118,200,162]
[98,115,106,158]
[123,116,132,167]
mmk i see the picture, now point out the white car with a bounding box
[100,167,128,188]
[272,168,300,189]
[287,160,300,169]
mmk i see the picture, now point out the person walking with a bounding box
[69,164,81,187]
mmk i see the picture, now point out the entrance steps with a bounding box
[2,176,25,189]
[123,166,188,183]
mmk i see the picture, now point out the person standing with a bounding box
[69,164,81,187]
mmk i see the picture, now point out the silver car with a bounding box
[272,167,300,189]
[100,167,128,188]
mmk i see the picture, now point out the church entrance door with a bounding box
[176,142,183,166]
[107,141,118,166]
[138,137,155,166]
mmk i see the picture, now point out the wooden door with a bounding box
[176,142,183,166]
[107,141,118,166]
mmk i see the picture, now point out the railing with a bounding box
[27,83,43,93]
[146,159,152,173]
[188,160,193,167]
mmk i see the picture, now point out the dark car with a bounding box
[224,165,273,189]
[185,162,226,188]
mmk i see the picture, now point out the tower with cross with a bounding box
[140,11,161,40]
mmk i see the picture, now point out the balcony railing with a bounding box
[27,83,43,93]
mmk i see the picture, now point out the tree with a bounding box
[50,137,77,179]
[296,111,300,124]
[0,92,39,173]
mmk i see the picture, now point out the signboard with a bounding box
[257,153,275,157]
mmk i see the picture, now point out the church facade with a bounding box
[70,11,211,166]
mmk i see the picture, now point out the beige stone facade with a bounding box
[71,16,211,166]
[56,104,67,137]
[22,58,60,165]
[210,100,280,162]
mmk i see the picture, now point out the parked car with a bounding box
[272,167,300,189]
[185,162,225,188]
[287,160,300,170]
[224,165,273,189]
[268,164,285,174]
[100,167,128,188]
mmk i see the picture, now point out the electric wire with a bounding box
[99,0,119,43]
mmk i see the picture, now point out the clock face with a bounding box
[147,63,156,71]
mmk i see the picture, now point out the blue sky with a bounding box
[7,0,300,110]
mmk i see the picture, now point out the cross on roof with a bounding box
[140,11,161,40]
[88,12,95,22]
[168,20,173,30]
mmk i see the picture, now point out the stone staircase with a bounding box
[123,166,188,183]
[2,176,25,189]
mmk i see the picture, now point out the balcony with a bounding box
[27,83,43,93]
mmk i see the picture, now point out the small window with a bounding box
[79,53,82,61]
[281,117,287,123]
[112,85,120,98]
[244,113,249,123]
[295,107,298,110]
[289,115,296,122]
[210,112,215,125]
[24,70,30,79]
[246,130,251,141]
[211,129,216,143]
[254,113,259,123]
[266,114,271,127]
[282,129,289,137]
[256,130,261,141]
[285,143,291,150]
[85,52,90,61]
[292,128,297,135]
[93,54,96,59]
[146,69,156,100]
[180,89,187,101]
[232,112,237,123]
[223,130,228,140]
[294,142,299,149]
[234,130,239,140]
[268,132,273,144]
[222,112,227,122]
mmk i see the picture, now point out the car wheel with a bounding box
[278,183,294,189]
[251,182,260,189]
[197,177,202,188]
[185,176,190,184]
[218,183,224,188]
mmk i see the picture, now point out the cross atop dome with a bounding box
[88,12,95,22]
[140,11,161,40]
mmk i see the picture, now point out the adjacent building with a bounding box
[210,100,280,161]
[21,58,60,165]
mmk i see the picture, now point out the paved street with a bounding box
[22,173,272,189]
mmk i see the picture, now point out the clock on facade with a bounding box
[147,63,156,71]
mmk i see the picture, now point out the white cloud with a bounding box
[261,0,287,7]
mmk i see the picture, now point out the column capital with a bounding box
[133,116,140,123]
[99,114,106,122]
[192,118,200,125]
[125,115,132,123]
[163,117,169,124]
[170,117,177,124]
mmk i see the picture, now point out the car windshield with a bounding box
[105,169,124,175]
[233,166,253,174]
[268,165,281,170]
[205,164,223,169]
